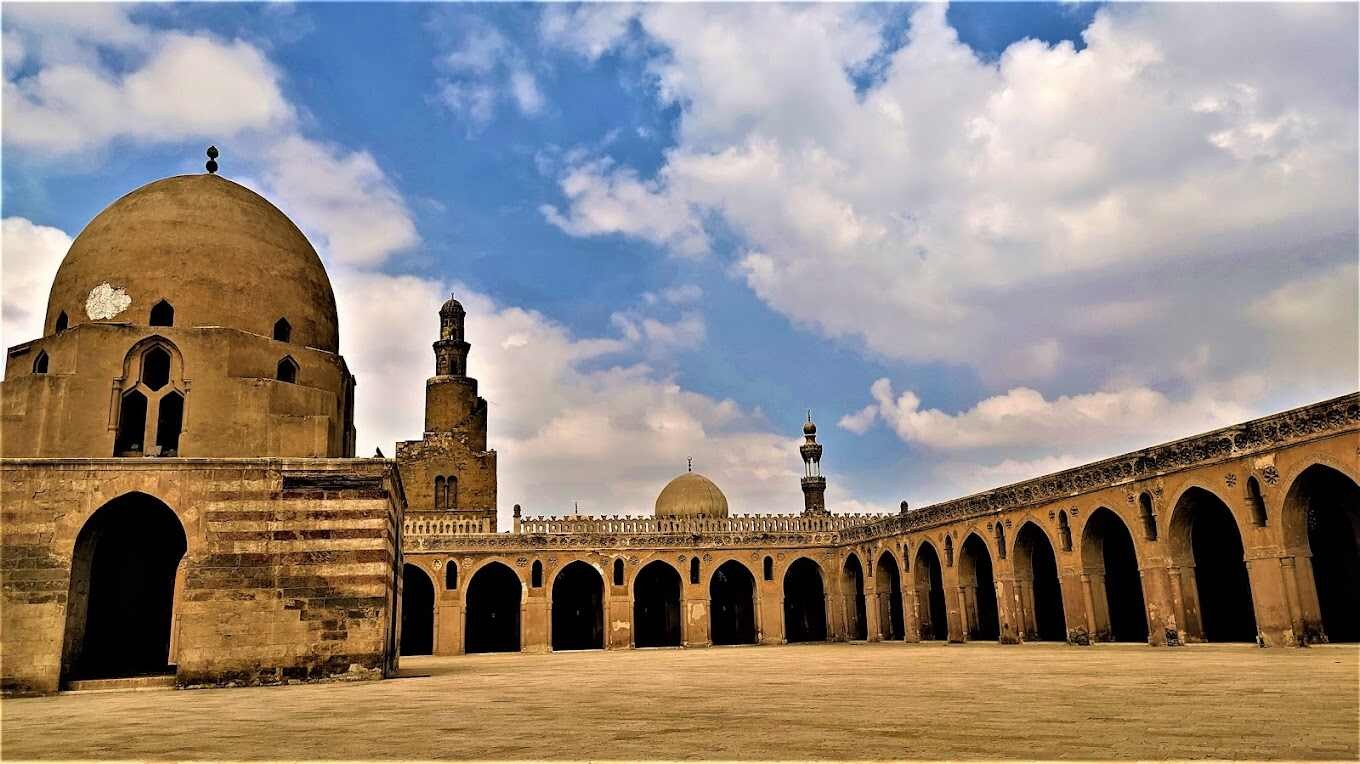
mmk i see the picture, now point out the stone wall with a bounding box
[0,458,403,695]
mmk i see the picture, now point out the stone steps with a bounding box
[62,674,176,693]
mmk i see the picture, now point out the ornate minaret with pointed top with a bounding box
[800,411,828,516]
[396,294,498,530]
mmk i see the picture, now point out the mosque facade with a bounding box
[2,164,1358,696]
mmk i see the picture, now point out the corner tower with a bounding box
[800,412,827,516]
[396,295,498,530]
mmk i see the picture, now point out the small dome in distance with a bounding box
[655,471,729,519]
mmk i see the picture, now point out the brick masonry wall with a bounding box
[0,458,403,695]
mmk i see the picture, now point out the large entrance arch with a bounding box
[709,560,757,645]
[958,534,999,641]
[875,553,905,640]
[633,561,682,647]
[1014,522,1067,641]
[465,562,522,653]
[783,557,827,642]
[842,554,868,640]
[1283,465,1360,642]
[62,493,187,682]
[1169,488,1257,642]
[401,564,435,656]
[914,543,948,640]
[1082,508,1148,642]
[552,561,604,650]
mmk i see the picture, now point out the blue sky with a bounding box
[4,3,1356,522]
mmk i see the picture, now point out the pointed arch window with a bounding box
[445,475,458,510]
[1058,511,1073,552]
[54,311,68,334]
[1246,477,1267,526]
[531,560,543,588]
[276,356,298,384]
[994,522,1008,560]
[1139,492,1158,540]
[943,536,954,567]
[763,556,774,581]
[435,477,446,509]
[273,318,291,342]
[446,560,459,590]
[613,558,624,586]
[689,557,700,585]
[149,300,174,327]
[114,338,187,457]
[32,351,49,374]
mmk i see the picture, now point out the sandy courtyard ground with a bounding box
[2,642,1356,760]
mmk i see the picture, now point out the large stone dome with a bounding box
[46,174,339,352]
[655,471,730,519]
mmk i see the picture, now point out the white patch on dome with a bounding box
[85,282,131,320]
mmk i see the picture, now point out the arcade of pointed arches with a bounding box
[399,457,1359,655]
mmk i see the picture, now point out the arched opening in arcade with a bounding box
[958,534,999,641]
[1168,488,1257,642]
[842,554,868,640]
[464,562,521,654]
[552,561,604,650]
[400,564,435,656]
[1013,522,1067,641]
[875,553,905,640]
[1081,508,1148,642]
[1282,465,1360,643]
[709,560,757,645]
[914,542,948,640]
[633,561,682,647]
[62,492,187,683]
[783,557,827,642]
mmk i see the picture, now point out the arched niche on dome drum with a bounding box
[273,317,291,343]
[149,299,174,327]
[32,351,49,375]
[276,356,298,384]
[54,311,68,334]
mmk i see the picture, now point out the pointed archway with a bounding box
[875,552,905,640]
[842,554,868,640]
[958,534,999,641]
[783,557,827,642]
[1013,522,1067,641]
[709,560,757,645]
[1282,465,1360,643]
[62,493,187,682]
[551,561,604,650]
[633,561,682,647]
[913,542,948,640]
[1081,508,1148,642]
[400,564,435,656]
[1168,487,1257,642]
[464,562,522,653]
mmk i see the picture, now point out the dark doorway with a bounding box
[1175,488,1256,642]
[875,553,905,640]
[959,535,999,641]
[465,562,521,653]
[1288,465,1360,642]
[633,561,682,647]
[62,493,187,681]
[401,564,434,656]
[709,560,757,645]
[914,543,948,640]
[1083,508,1148,642]
[552,561,604,650]
[843,555,868,640]
[1015,523,1067,641]
[783,557,827,642]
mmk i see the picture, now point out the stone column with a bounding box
[607,591,632,650]
[683,589,711,647]
[435,590,462,655]
[903,583,921,643]
[995,576,1021,644]
[1277,556,1304,645]
[1139,564,1173,646]
[1244,553,1290,647]
[863,575,881,642]
[523,592,550,653]
[1080,573,1098,640]
[760,572,784,645]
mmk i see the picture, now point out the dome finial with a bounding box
[205,145,219,174]
[687,456,692,472]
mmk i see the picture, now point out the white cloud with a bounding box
[432,15,549,128]
[3,6,292,154]
[1,217,72,351]
[540,3,1358,403]
[539,4,636,62]
[849,378,1252,454]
